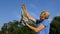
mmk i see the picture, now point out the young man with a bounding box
[22,4,50,34]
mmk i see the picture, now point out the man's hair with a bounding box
[41,10,50,19]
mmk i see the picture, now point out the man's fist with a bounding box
[22,17,28,23]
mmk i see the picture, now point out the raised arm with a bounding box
[22,4,36,23]
[26,12,36,23]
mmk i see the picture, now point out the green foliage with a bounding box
[50,16,60,34]
[0,20,36,34]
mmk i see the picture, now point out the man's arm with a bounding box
[22,4,36,23]
[22,17,45,33]
[26,23,45,32]
[26,12,36,23]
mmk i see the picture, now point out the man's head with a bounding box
[40,10,50,20]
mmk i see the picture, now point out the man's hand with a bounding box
[22,4,36,23]
[22,17,28,24]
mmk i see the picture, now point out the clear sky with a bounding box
[0,0,60,29]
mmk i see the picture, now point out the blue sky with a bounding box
[0,0,60,29]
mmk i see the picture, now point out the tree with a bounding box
[0,20,36,34]
[50,16,60,34]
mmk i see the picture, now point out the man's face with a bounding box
[40,13,46,20]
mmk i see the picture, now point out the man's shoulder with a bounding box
[41,19,50,26]
[43,19,50,23]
